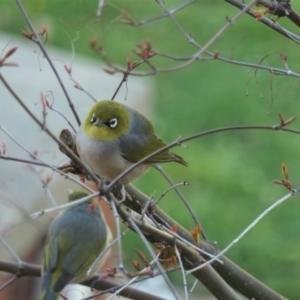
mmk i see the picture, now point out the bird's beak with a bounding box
[94,119,105,127]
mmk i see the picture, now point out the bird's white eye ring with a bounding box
[90,114,96,124]
[109,118,118,128]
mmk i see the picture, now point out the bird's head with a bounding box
[83,100,130,141]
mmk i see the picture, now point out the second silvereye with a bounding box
[76,100,187,183]
[40,191,112,300]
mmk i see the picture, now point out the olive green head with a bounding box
[83,100,130,141]
[68,191,90,202]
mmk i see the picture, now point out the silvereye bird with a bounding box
[76,100,187,183]
[40,191,111,300]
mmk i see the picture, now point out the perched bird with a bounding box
[76,100,187,183]
[40,191,111,300]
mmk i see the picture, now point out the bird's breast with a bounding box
[76,131,150,183]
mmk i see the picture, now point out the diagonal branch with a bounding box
[125,184,288,300]
[225,0,300,43]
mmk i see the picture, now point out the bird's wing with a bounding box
[119,133,187,165]
[60,206,107,282]
[118,109,186,165]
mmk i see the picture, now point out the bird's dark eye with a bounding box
[90,114,96,124]
[108,118,118,129]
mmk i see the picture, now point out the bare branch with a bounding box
[107,124,300,191]
[226,0,300,43]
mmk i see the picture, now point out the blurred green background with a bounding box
[1,0,300,298]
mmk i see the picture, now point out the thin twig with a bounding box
[29,164,58,207]
[0,275,18,292]
[86,235,117,276]
[0,236,22,264]
[0,155,59,169]
[31,192,98,219]
[154,164,206,239]
[189,279,198,295]
[153,179,188,206]
[108,199,125,272]
[46,104,77,133]
[123,0,196,26]
[174,244,188,300]
[186,188,298,274]
[96,0,105,17]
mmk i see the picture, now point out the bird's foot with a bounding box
[111,183,132,203]
[90,267,122,291]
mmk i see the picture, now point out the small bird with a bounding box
[76,100,187,183]
[40,191,111,300]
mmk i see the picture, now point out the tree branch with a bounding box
[0,260,167,300]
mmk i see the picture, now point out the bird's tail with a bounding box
[40,290,60,300]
